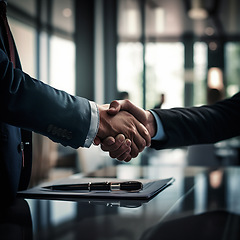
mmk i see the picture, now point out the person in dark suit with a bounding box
[100,91,240,161]
[0,1,150,203]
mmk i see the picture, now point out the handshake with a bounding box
[95,99,157,162]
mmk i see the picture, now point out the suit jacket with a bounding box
[151,92,240,150]
[0,17,93,203]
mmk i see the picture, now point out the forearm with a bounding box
[151,92,240,149]
[0,51,96,148]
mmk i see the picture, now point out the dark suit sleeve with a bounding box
[0,49,93,149]
[150,92,240,150]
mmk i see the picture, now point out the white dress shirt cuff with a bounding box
[84,101,99,148]
[149,110,166,141]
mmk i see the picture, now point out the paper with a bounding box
[17,176,175,201]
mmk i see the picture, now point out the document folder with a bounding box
[18,176,175,201]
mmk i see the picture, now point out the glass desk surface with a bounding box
[1,165,240,240]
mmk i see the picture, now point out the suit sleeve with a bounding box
[0,49,98,149]
[150,92,240,150]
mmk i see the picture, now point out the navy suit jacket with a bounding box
[151,92,240,150]
[0,15,93,203]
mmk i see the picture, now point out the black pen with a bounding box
[43,181,143,193]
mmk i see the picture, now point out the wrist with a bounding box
[84,101,100,147]
[146,111,157,138]
[97,104,112,139]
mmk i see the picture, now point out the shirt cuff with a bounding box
[149,110,166,141]
[84,101,99,148]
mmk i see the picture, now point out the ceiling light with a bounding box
[208,68,223,90]
[209,42,218,51]
[205,27,215,36]
[62,8,72,18]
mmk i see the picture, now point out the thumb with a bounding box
[107,100,121,115]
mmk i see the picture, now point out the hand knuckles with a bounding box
[131,149,138,158]
[128,128,137,139]
[117,154,127,161]
[101,146,108,151]
[124,157,132,162]
[109,153,115,158]
[125,99,131,106]
[110,146,118,151]
[132,152,139,158]
[117,156,124,161]
[139,140,146,151]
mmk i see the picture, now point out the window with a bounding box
[50,36,75,95]
[117,42,143,107]
[225,42,240,97]
[117,42,184,109]
[8,0,75,94]
[145,42,184,109]
[9,17,37,78]
[193,42,208,105]
[117,0,185,109]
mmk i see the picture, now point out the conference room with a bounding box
[1,0,240,239]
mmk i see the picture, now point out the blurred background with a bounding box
[7,0,240,186]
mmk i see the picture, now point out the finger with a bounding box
[101,134,125,152]
[94,137,101,145]
[116,149,131,162]
[130,141,140,158]
[102,136,115,145]
[124,155,132,162]
[130,121,148,152]
[136,122,151,147]
[109,139,131,159]
[133,133,146,153]
[107,100,121,115]
[101,137,116,151]
[110,100,147,125]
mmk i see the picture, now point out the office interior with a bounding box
[7,0,240,187]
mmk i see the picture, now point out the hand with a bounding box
[96,104,151,158]
[100,134,133,162]
[94,134,133,162]
[100,100,157,161]
[107,100,157,137]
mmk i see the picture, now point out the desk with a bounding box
[1,165,240,240]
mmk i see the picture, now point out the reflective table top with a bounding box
[1,165,240,240]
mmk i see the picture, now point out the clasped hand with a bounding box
[95,100,157,162]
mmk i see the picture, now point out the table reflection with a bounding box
[140,210,240,240]
[0,199,32,240]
